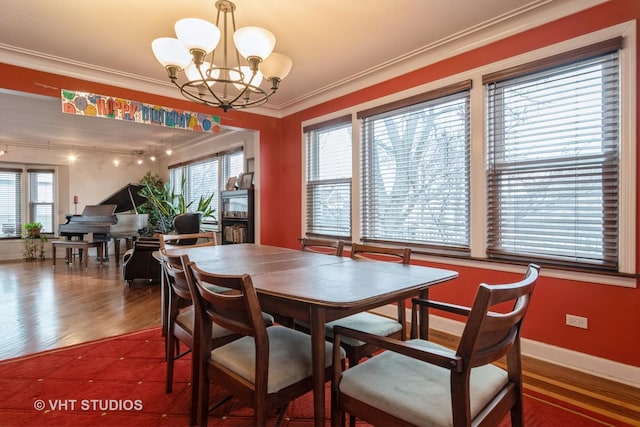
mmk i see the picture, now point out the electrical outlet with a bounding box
[566,314,588,329]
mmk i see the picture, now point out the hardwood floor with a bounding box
[1,257,639,424]
[0,257,161,360]
[429,330,640,425]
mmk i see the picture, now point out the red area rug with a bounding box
[0,328,630,426]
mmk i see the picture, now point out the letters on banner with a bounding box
[61,89,221,133]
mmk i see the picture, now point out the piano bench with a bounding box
[52,240,104,269]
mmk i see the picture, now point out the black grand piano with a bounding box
[59,183,149,263]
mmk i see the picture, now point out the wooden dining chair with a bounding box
[324,243,411,368]
[161,252,243,425]
[331,264,540,427]
[159,231,218,339]
[186,259,345,427]
[300,237,345,256]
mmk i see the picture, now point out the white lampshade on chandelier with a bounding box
[152,0,292,112]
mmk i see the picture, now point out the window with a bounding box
[186,157,218,223]
[28,169,55,233]
[169,148,243,226]
[0,169,22,238]
[484,38,622,270]
[358,81,471,253]
[304,116,352,238]
[0,167,56,238]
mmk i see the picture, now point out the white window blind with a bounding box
[0,169,22,238]
[358,81,471,253]
[169,167,183,195]
[484,38,621,270]
[28,169,55,234]
[220,149,244,189]
[186,157,218,222]
[304,116,352,238]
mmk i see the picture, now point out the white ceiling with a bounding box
[0,0,604,154]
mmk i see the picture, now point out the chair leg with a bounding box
[331,358,345,427]
[346,353,358,427]
[410,302,418,339]
[189,340,199,427]
[511,387,525,427]
[331,393,346,427]
[197,368,210,427]
[274,402,289,427]
[511,404,524,427]
[161,274,168,337]
[165,291,178,394]
[165,329,175,393]
[256,402,267,427]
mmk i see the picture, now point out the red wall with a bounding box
[2,0,639,367]
[278,0,640,367]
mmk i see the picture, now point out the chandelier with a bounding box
[152,0,292,112]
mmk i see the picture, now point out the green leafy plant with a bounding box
[22,222,43,238]
[138,174,216,234]
[137,172,165,235]
[195,192,216,222]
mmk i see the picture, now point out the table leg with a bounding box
[310,307,326,427]
[419,288,430,339]
[52,244,56,268]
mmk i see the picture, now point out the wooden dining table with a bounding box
[165,243,458,426]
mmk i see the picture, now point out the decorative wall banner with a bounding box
[61,90,221,133]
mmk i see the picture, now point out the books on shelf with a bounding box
[223,224,247,243]
[223,211,248,218]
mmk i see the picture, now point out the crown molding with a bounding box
[0,0,607,118]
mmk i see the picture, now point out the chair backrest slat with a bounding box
[350,243,411,265]
[161,251,192,300]
[187,262,266,340]
[458,264,539,368]
[300,238,344,256]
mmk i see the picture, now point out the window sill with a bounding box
[411,253,637,289]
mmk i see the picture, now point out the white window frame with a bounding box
[473,21,636,280]
[358,82,471,253]
[303,115,353,239]
[0,165,58,239]
[28,169,56,234]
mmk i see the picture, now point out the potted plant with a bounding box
[139,175,216,234]
[22,222,43,238]
[22,222,47,261]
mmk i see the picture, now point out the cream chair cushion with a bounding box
[338,339,509,427]
[177,308,274,339]
[212,326,344,393]
[176,309,237,340]
[326,312,403,346]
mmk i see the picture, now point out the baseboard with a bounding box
[371,305,640,388]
